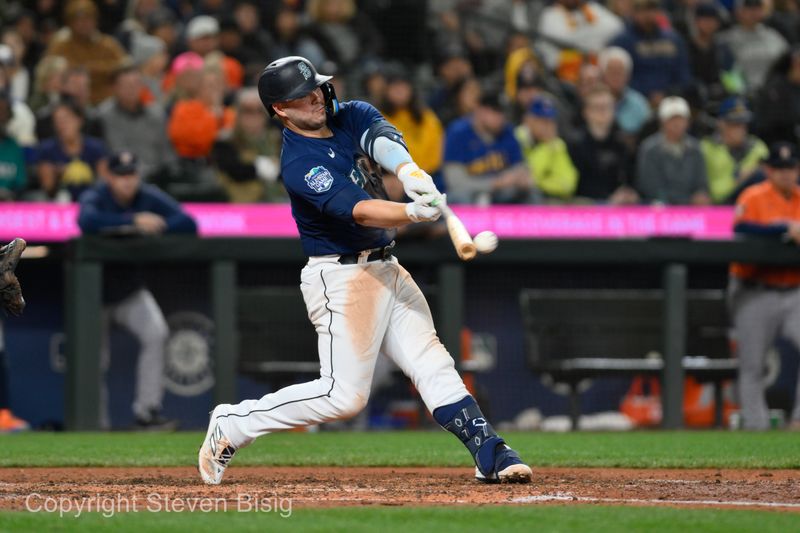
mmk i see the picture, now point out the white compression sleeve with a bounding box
[360,131,413,175]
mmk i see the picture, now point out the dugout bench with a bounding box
[520,289,739,430]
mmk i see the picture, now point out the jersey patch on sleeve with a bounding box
[304,166,334,193]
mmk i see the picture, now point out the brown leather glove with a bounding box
[0,238,26,316]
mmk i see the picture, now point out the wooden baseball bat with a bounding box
[439,204,477,261]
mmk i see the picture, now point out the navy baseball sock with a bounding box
[433,395,505,477]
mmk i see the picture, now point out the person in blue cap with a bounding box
[701,96,769,204]
[514,94,578,202]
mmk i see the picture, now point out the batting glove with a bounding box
[397,162,439,201]
[405,193,442,223]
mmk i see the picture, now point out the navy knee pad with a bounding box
[433,396,504,477]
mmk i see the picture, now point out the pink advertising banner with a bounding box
[0,203,736,242]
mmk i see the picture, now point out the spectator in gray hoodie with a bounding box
[636,96,711,205]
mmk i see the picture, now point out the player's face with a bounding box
[277,88,328,133]
[767,165,799,196]
[107,172,141,205]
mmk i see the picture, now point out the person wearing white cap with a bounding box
[635,96,711,205]
[184,15,243,90]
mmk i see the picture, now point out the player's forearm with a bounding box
[352,199,411,228]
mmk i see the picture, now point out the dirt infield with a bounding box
[0,466,798,512]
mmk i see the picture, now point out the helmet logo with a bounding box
[298,63,312,80]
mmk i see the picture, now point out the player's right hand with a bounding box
[405,194,442,223]
[397,162,438,201]
[134,212,167,234]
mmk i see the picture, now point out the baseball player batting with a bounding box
[198,56,532,485]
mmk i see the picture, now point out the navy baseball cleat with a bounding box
[198,405,237,485]
[474,443,532,484]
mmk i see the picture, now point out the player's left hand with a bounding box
[0,238,26,316]
[406,193,442,223]
[397,163,438,201]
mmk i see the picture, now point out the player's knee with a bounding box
[330,389,369,419]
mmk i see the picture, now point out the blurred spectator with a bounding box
[168,64,233,159]
[0,321,29,432]
[36,66,104,140]
[362,0,428,64]
[77,150,196,430]
[231,1,274,80]
[211,88,284,203]
[754,46,800,146]
[44,0,129,105]
[269,6,327,68]
[165,51,204,108]
[688,2,744,105]
[34,97,109,201]
[701,96,769,203]
[766,0,800,44]
[98,65,175,181]
[115,0,163,51]
[610,0,692,104]
[0,91,26,201]
[537,0,624,83]
[719,0,788,95]
[728,141,800,431]
[0,52,37,149]
[380,67,445,190]
[443,93,532,204]
[145,7,180,56]
[182,15,244,92]
[8,8,47,75]
[430,0,521,76]
[131,34,168,105]
[28,54,68,113]
[165,63,231,201]
[429,48,475,121]
[515,95,578,202]
[598,46,652,138]
[569,85,638,204]
[1,31,30,102]
[636,96,710,204]
[305,0,382,77]
[436,75,483,127]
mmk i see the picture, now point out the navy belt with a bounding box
[338,242,395,265]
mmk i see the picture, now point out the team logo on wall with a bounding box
[298,62,312,80]
[163,312,215,397]
[305,166,334,193]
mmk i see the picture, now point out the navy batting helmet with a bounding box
[258,56,339,116]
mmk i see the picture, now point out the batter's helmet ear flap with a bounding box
[321,81,339,116]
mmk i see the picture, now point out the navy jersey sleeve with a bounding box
[283,158,371,222]
[139,185,198,234]
[77,186,134,234]
[337,101,384,141]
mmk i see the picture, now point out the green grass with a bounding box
[1,506,799,532]
[0,430,798,469]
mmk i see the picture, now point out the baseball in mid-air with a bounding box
[473,231,498,254]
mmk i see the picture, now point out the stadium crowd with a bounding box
[0,0,797,206]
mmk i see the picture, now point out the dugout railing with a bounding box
[64,235,800,430]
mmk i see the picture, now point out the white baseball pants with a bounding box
[218,255,470,449]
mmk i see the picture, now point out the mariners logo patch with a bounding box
[298,62,312,80]
[305,166,334,193]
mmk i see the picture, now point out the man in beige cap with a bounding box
[636,96,711,205]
